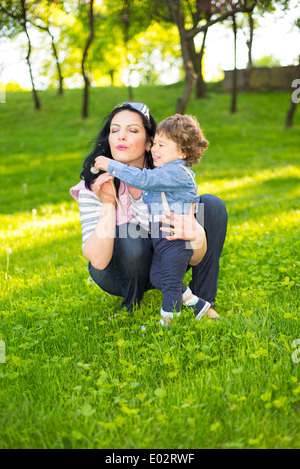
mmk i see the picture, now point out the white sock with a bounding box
[185,295,199,307]
[160,308,181,319]
[182,287,192,301]
[182,287,199,307]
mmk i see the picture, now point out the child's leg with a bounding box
[150,248,210,320]
[151,238,193,318]
[151,257,187,295]
[190,194,228,310]
[182,286,197,305]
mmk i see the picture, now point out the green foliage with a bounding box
[0,0,22,38]
[253,54,281,67]
[0,85,299,449]
[50,0,181,88]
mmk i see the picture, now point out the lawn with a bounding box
[0,84,299,449]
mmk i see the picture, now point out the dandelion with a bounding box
[6,248,12,278]
[32,208,37,216]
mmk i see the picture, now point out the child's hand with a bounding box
[94,155,110,172]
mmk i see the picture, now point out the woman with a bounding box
[70,102,227,319]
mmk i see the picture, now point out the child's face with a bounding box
[151,133,185,168]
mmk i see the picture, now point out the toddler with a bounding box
[94,114,211,324]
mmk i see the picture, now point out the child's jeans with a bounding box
[150,222,192,314]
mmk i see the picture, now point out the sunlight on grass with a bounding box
[198,165,300,198]
[0,202,80,255]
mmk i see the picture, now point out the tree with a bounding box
[221,0,292,115]
[80,0,95,119]
[246,11,254,67]
[121,0,134,100]
[230,13,237,113]
[20,0,41,109]
[247,0,293,68]
[235,10,257,68]
[163,0,259,114]
[28,0,66,95]
[0,0,41,109]
[103,0,160,99]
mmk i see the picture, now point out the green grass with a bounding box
[0,84,299,449]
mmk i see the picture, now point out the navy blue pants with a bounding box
[150,222,192,313]
[89,194,228,312]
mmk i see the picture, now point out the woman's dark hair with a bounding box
[80,103,157,194]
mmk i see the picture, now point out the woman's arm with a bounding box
[82,173,117,270]
[159,204,207,266]
[188,223,207,266]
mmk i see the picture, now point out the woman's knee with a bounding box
[198,194,228,229]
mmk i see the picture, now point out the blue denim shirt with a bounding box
[107,159,200,216]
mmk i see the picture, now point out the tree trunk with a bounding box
[26,53,40,110]
[285,99,298,128]
[29,14,64,96]
[190,25,209,99]
[176,32,198,114]
[122,0,134,103]
[81,0,94,119]
[128,84,134,102]
[246,13,254,68]
[109,70,114,86]
[230,14,237,114]
[21,0,40,110]
[169,1,197,114]
[48,28,64,95]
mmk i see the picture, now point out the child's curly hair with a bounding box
[156,114,209,166]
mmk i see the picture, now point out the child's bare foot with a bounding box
[107,313,123,321]
[158,317,172,327]
[205,308,220,319]
[162,317,172,324]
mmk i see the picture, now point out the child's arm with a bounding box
[94,156,186,192]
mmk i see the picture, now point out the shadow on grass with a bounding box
[223,175,299,223]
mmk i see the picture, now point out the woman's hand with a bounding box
[93,172,116,205]
[160,204,198,241]
[94,155,111,172]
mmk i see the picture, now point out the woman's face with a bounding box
[108,110,151,168]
